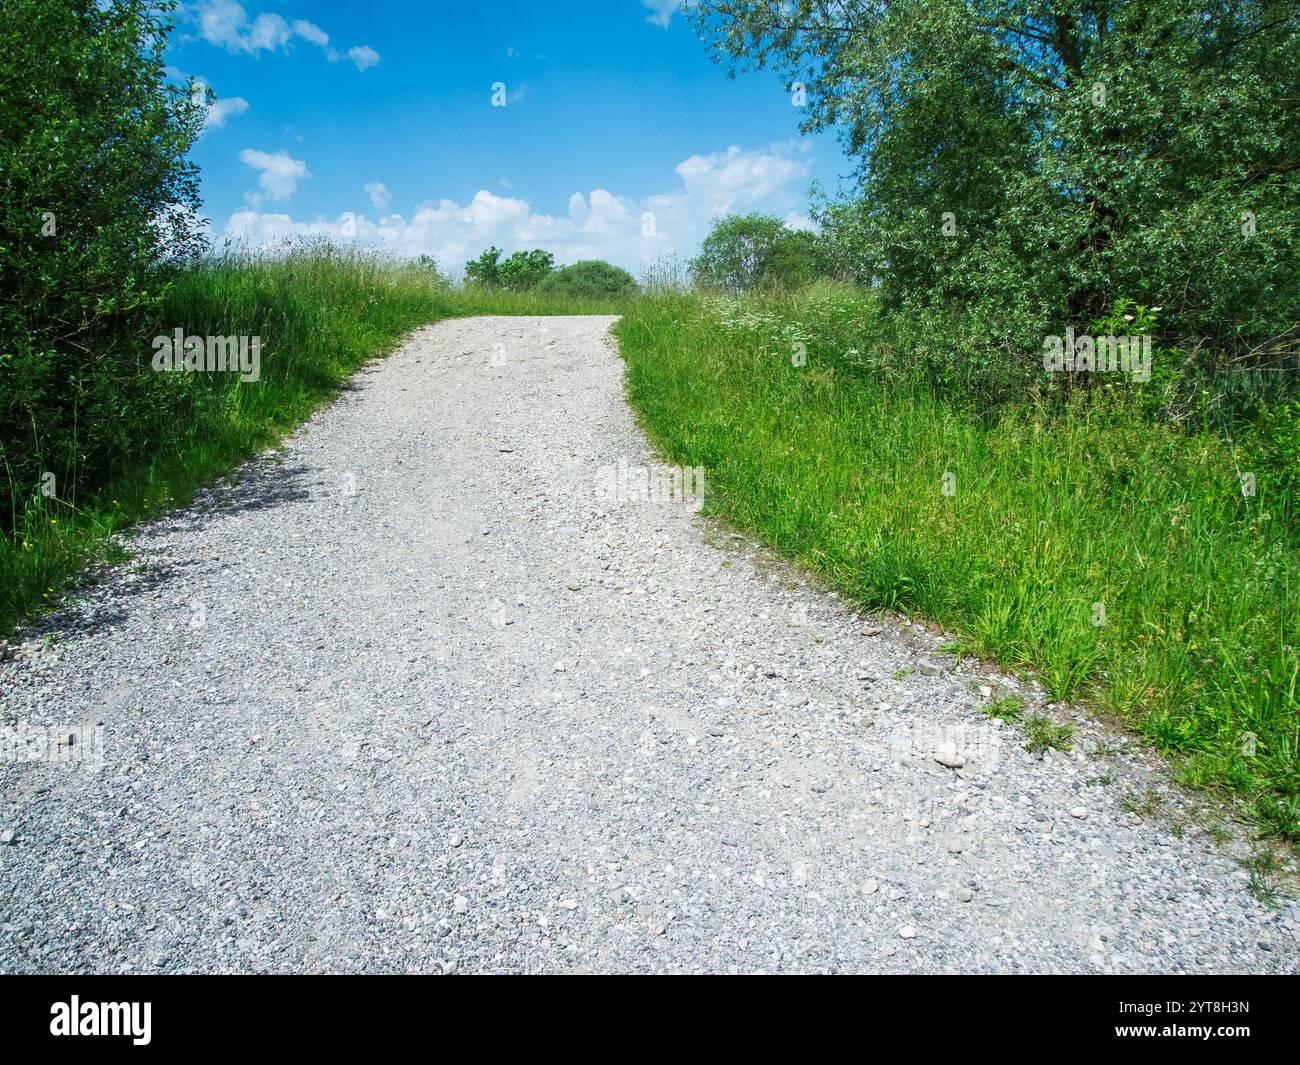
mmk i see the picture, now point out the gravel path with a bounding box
[2,315,1297,974]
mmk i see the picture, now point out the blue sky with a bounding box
[168,0,852,275]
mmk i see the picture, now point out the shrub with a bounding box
[693,1,1300,410]
[0,0,205,522]
[464,246,504,287]
[464,247,556,291]
[498,249,555,291]
[536,260,637,301]
[691,213,830,293]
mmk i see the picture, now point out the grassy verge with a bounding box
[1,247,623,636]
[614,287,1299,839]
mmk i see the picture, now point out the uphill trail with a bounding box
[1,315,1295,973]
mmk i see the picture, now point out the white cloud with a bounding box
[364,181,391,211]
[291,19,329,47]
[672,144,809,212]
[344,45,381,71]
[239,148,310,201]
[784,210,818,232]
[197,0,248,48]
[246,12,292,52]
[642,1,695,29]
[190,77,248,129]
[207,94,250,128]
[195,1,379,69]
[221,142,812,274]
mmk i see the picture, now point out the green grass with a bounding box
[981,695,1025,723]
[613,285,1300,839]
[1,246,625,636]
[1024,717,1076,755]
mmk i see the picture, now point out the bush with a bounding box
[463,246,504,288]
[498,249,555,291]
[0,0,205,523]
[694,2,1300,411]
[464,247,556,291]
[536,260,637,301]
[691,214,830,293]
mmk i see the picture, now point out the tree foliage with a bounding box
[499,249,556,291]
[464,246,504,287]
[691,213,829,292]
[536,259,638,300]
[0,0,206,512]
[464,247,556,290]
[692,0,1300,403]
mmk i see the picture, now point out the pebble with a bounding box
[934,744,965,769]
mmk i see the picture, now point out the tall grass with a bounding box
[615,286,1299,838]
[0,246,624,635]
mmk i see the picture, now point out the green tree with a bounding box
[465,247,555,290]
[691,213,826,292]
[765,227,829,289]
[0,0,206,514]
[692,1,1300,402]
[464,246,503,287]
[498,248,556,291]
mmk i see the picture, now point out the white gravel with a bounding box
[1,314,1297,973]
